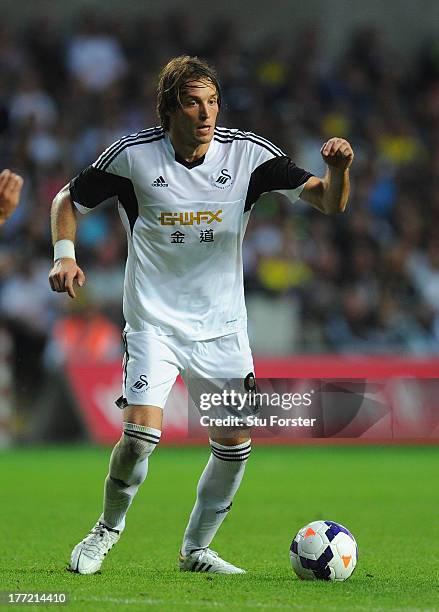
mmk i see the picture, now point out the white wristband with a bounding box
[54,239,76,261]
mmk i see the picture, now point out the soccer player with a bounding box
[0,169,23,226]
[48,56,353,574]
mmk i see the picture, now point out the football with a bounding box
[290,520,358,581]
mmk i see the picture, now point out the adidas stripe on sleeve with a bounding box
[93,127,164,173]
[69,127,164,214]
[214,127,312,209]
[214,127,286,158]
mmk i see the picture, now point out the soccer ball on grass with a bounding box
[290,520,357,581]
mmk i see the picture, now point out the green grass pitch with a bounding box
[1,445,438,611]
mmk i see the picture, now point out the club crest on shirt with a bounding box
[212,168,233,189]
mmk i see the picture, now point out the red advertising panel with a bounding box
[65,357,439,445]
[65,361,187,444]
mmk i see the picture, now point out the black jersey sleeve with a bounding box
[69,166,132,210]
[69,166,139,233]
[244,156,313,211]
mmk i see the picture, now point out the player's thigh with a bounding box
[188,330,254,444]
[209,428,251,446]
[190,329,254,381]
[122,330,182,427]
[123,404,164,429]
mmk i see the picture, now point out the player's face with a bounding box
[170,80,219,148]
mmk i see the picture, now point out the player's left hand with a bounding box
[321,138,354,171]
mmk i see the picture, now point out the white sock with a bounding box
[100,422,161,532]
[181,439,251,555]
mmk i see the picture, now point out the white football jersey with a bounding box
[70,126,313,340]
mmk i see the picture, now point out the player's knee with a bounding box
[118,422,161,460]
[108,424,161,489]
[119,434,154,461]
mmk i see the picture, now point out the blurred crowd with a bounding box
[0,11,439,409]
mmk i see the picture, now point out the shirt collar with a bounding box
[163,133,217,168]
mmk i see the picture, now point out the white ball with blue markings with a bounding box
[290,520,358,581]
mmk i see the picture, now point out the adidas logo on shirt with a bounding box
[152,176,168,187]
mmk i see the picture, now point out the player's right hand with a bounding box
[49,258,86,299]
[0,169,23,225]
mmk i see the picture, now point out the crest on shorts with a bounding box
[130,374,149,393]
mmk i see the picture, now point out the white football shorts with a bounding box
[120,327,254,409]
